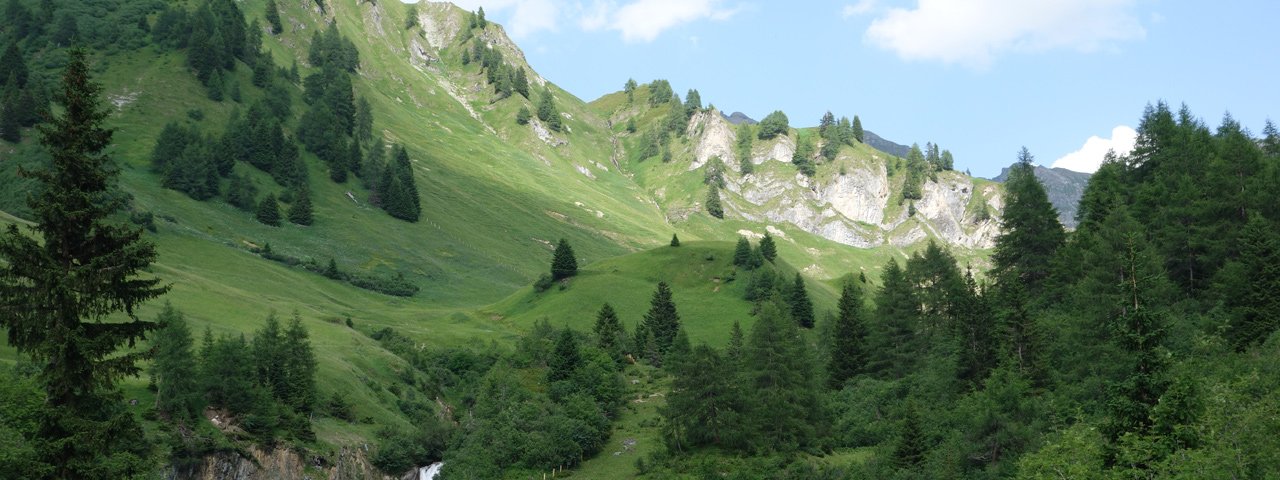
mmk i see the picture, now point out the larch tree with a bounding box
[0,49,168,478]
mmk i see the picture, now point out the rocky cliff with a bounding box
[689,111,1002,248]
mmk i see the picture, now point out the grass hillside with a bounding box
[486,241,844,347]
[0,0,985,474]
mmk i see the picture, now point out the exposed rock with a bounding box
[687,110,736,170]
[169,445,393,480]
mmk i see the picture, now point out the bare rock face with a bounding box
[687,110,736,171]
[695,112,1001,249]
[170,445,393,480]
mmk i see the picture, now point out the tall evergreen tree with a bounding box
[705,183,724,219]
[732,236,751,267]
[736,122,754,174]
[287,184,314,226]
[548,327,581,383]
[670,233,681,247]
[789,273,815,328]
[684,89,702,119]
[993,147,1065,296]
[742,300,820,452]
[265,0,283,34]
[893,402,927,471]
[151,303,202,421]
[828,281,867,388]
[593,303,627,364]
[0,50,167,478]
[550,238,578,280]
[256,193,282,226]
[663,344,741,451]
[759,231,777,262]
[281,314,316,413]
[868,258,918,378]
[643,282,681,356]
[852,115,864,143]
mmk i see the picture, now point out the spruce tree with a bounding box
[0,50,167,477]
[265,0,283,34]
[828,281,867,388]
[705,183,724,219]
[550,238,578,280]
[670,233,680,247]
[256,193,282,226]
[742,300,820,452]
[892,403,927,471]
[732,236,751,266]
[151,303,202,421]
[852,115,864,143]
[548,328,581,383]
[593,303,627,364]
[643,282,681,356]
[287,185,314,226]
[993,147,1065,295]
[759,231,777,261]
[789,273,815,328]
[867,259,918,378]
[281,314,317,412]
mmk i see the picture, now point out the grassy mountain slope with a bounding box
[0,0,992,473]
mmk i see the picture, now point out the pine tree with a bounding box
[736,122,754,174]
[0,50,167,477]
[828,281,867,388]
[670,234,680,247]
[548,327,581,385]
[868,258,918,378]
[732,236,751,267]
[1218,214,1280,349]
[287,185,314,226]
[281,314,317,412]
[852,115,864,143]
[759,231,777,262]
[789,273,815,328]
[684,89,702,119]
[1102,231,1172,467]
[742,300,820,452]
[551,238,578,280]
[705,183,724,219]
[265,0,283,34]
[515,106,531,125]
[256,193,282,226]
[151,303,202,421]
[643,282,681,356]
[726,320,744,364]
[1,83,21,142]
[594,304,627,365]
[818,111,835,138]
[792,131,816,176]
[225,173,259,211]
[993,147,1064,296]
[892,403,927,471]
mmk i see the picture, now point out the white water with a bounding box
[418,462,444,480]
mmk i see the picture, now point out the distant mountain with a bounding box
[993,165,1092,228]
[863,130,911,158]
[721,111,757,125]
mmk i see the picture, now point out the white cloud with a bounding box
[1051,125,1137,173]
[842,0,877,18]
[439,0,735,42]
[864,0,1146,68]
[584,0,737,43]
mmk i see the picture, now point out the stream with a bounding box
[418,462,444,480]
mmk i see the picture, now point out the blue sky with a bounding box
[426,0,1279,177]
